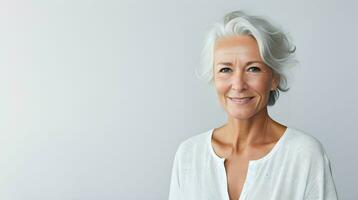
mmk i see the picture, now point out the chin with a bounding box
[227,110,256,120]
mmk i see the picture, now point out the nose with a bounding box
[231,70,248,92]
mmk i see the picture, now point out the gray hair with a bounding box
[195,10,298,106]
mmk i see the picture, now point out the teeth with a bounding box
[229,97,253,104]
[231,97,252,100]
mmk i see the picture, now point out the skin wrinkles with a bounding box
[212,35,287,200]
[213,35,281,151]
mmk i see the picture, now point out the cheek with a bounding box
[214,78,229,95]
[251,78,272,92]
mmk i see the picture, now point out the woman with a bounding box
[168,11,338,200]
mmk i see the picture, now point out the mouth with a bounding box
[228,96,254,104]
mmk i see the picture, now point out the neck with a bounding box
[225,107,273,152]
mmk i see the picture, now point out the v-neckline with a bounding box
[208,127,291,200]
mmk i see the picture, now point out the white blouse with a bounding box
[168,127,338,200]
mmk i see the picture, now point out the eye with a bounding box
[219,67,232,73]
[247,66,261,72]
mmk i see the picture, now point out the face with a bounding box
[213,35,278,120]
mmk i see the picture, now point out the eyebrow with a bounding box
[216,61,265,66]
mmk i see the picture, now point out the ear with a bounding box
[271,73,280,91]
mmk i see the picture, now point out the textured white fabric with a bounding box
[168,127,338,200]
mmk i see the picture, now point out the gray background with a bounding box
[0,0,356,199]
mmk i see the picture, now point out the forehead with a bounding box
[214,35,261,61]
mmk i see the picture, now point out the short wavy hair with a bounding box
[195,10,298,106]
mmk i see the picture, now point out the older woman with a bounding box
[168,11,338,200]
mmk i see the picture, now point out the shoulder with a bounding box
[174,129,212,160]
[285,127,328,162]
[285,128,338,198]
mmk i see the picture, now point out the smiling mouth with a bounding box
[228,97,254,104]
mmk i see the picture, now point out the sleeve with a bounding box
[304,153,339,200]
[168,146,181,200]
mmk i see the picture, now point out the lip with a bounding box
[228,96,254,104]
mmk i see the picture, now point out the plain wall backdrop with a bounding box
[0,0,357,199]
